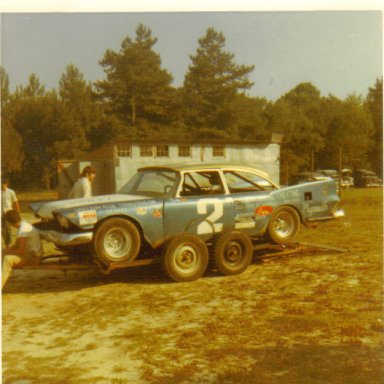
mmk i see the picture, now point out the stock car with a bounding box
[31,163,344,282]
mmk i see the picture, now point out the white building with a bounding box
[58,137,283,197]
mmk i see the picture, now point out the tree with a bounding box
[1,66,10,108]
[53,64,96,159]
[267,83,327,182]
[1,67,24,174]
[1,118,24,174]
[182,27,255,133]
[318,94,374,170]
[366,78,383,177]
[10,74,59,189]
[96,24,175,131]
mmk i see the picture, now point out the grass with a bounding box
[2,187,383,384]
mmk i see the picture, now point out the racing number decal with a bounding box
[197,198,223,234]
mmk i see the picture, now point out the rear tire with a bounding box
[163,233,209,282]
[267,206,300,244]
[93,218,141,265]
[212,230,253,275]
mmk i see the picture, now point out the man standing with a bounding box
[68,166,96,199]
[2,210,43,289]
[1,177,20,248]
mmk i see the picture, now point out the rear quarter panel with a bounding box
[270,179,340,220]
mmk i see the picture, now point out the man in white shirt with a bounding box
[2,209,44,289]
[68,166,96,199]
[2,177,20,247]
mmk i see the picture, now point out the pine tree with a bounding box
[96,24,175,131]
[366,78,383,177]
[1,67,24,173]
[182,27,254,132]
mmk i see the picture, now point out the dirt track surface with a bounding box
[2,189,383,383]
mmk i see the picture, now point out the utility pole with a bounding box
[311,150,314,179]
[338,147,342,198]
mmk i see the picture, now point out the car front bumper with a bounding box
[40,230,93,247]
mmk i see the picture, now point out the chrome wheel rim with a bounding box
[103,228,132,260]
[173,244,199,275]
[273,212,295,238]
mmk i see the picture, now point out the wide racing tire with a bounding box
[93,218,141,265]
[267,206,300,244]
[162,233,209,282]
[212,230,253,276]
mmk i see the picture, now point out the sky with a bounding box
[0,9,382,101]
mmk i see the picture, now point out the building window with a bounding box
[156,145,169,157]
[140,145,153,157]
[117,145,131,157]
[178,145,191,157]
[212,145,225,158]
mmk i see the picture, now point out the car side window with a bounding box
[224,170,275,192]
[180,171,225,196]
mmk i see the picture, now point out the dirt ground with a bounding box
[2,188,383,384]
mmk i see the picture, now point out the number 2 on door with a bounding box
[197,198,223,234]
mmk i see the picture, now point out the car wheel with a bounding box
[212,230,253,275]
[267,206,300,244]
[93,218,141,265]
[162,233,209,282]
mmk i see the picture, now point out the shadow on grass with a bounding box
[3,262,172,295]
[3,245,345,295]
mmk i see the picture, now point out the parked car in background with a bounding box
[316,169,340,181]
[340,168,354,188]
[31,163,344,282]
[289,171,331,186]
[353,169,382,187]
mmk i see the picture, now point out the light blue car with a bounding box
[31,163,344,282]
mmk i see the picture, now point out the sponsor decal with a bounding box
[136,207,147,216]
[255,205,274,216]
[235,221,256,229]
[152,209,163,218]
[78,210,97,225]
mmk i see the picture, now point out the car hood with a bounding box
[30,194,151,219]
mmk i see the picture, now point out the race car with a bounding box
[31,163,344,281]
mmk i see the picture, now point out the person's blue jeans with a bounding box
[2,216,12,247]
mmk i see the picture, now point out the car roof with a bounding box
[138,162,272,178]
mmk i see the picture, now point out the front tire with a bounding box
[212,230,253,275]
[267,206,300,244]
[162,233,209,282]
[93,218,141,265]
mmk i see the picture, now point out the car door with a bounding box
[163,170,235,240]
[222,169,277,236]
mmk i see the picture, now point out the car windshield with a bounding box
[121,170,178,197]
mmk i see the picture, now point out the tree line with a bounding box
[1,24,382,190]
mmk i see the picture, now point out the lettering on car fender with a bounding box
[303,202,328,216]
[78,210,97,225]
[278,189,301,204]
[197,198,224,234]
